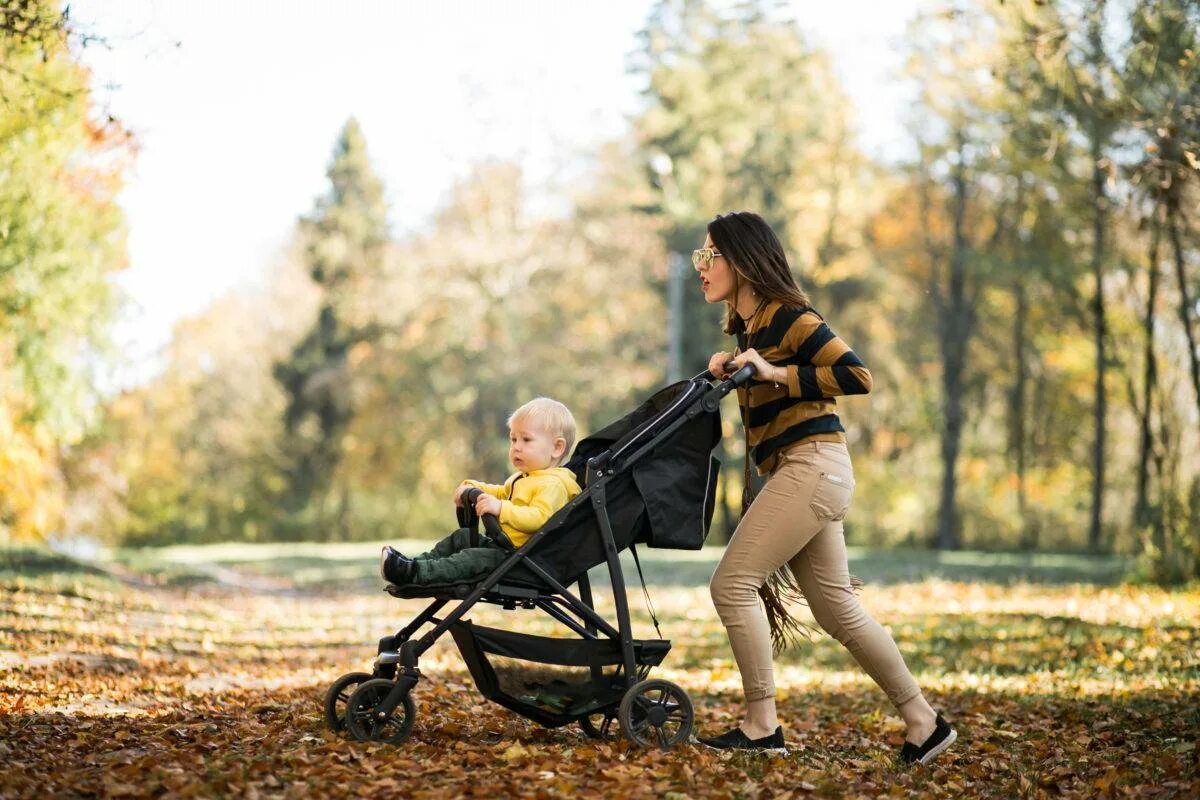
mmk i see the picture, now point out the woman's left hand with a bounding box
[729,348,778,382]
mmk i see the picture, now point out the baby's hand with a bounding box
[453,483,471,507]
[475,494,502,518]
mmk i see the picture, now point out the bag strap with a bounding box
[629,543,662,640]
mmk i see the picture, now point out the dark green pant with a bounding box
[412,527,506,585]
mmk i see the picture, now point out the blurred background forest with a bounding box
[2,0,1198,583]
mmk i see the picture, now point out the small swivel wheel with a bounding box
[618,679,694,749]
[324,671,372,733]
[345,678,417,745]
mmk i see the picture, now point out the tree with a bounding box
[65,254,320,546]
[0,0,131,541]
[273,118,389,539]
[903,3,1011,550]
[1002,0,1127,551]
[1122,0,1200,581]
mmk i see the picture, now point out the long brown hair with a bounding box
[706,211,810,334]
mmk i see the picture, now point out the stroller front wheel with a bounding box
[618,679,694,749]
[323,671,373,733]
[345,678,417,745]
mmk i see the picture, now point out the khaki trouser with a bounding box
[710,440,922,706]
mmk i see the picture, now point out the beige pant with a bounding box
[710,440,922,706]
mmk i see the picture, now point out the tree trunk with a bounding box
[936,134,971,551]
[1168,210,1200,420]
[1088,146,1108,553]
[1135,213,1162,529]
[1011,280,1031,547]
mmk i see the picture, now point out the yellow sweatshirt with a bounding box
[461,467,582,547]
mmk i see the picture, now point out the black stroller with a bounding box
[323,366,753,749]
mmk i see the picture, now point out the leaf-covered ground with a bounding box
[2,543,1198,799]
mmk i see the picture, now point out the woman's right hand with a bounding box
[708,351,734,379]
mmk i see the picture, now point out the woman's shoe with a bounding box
[898,712,957,765]
[697,725,787,754]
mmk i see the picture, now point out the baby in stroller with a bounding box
[327,367,752,748]
[379,396,583,588]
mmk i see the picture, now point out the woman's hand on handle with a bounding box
[708,351,734,380]
[729,348,781,384]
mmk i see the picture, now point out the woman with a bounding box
[695,211,955,765]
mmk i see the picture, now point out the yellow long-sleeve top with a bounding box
[461,467,582,547]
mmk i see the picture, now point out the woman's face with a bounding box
[696,234,735,304]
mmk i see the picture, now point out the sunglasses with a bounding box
[691,248,724,270]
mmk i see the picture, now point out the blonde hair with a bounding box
[508,397,577,466]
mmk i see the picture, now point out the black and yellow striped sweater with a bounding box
[735,300,872,475]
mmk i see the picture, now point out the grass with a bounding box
[102,539,1135,591]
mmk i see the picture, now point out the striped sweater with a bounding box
[735,301,872,474]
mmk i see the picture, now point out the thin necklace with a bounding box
[741,294,768,325]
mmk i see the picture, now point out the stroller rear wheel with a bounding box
[323,671,372,733]
[618,679,694,749]
[345,678,417,745]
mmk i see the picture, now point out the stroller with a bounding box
[323,366,753,749]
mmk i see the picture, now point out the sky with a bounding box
[71,0,926,381]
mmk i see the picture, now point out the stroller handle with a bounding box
[696,363,755,388]
[459,487,515,551]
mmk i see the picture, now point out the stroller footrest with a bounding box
[384,581,546,601]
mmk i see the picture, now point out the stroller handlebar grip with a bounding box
[459,487,515,552]
[699,362,758,411]
[696,363,756,387]
[729,363,755,387]
[716,361,756,387]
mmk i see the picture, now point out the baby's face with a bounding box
[509,420,564,473]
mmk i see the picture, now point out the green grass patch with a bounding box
[1,539,1140,593]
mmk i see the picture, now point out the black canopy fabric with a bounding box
[505,380,721,586]
[572,380,720,551]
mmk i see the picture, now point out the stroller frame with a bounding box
[328,366,753,747]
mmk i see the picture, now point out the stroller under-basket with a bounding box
[323,366,753,749]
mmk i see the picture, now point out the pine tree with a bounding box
[273,118,389,539]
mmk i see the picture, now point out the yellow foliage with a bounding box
[0,399,63,543]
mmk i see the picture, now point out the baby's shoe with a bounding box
[379,546,415,585]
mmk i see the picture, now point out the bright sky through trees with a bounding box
[72,0,923,379]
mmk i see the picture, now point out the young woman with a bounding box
[695,211,955,765]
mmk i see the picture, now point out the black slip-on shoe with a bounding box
[899,713,957,766]
[379,546,415,585]
[697,725,787,754]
